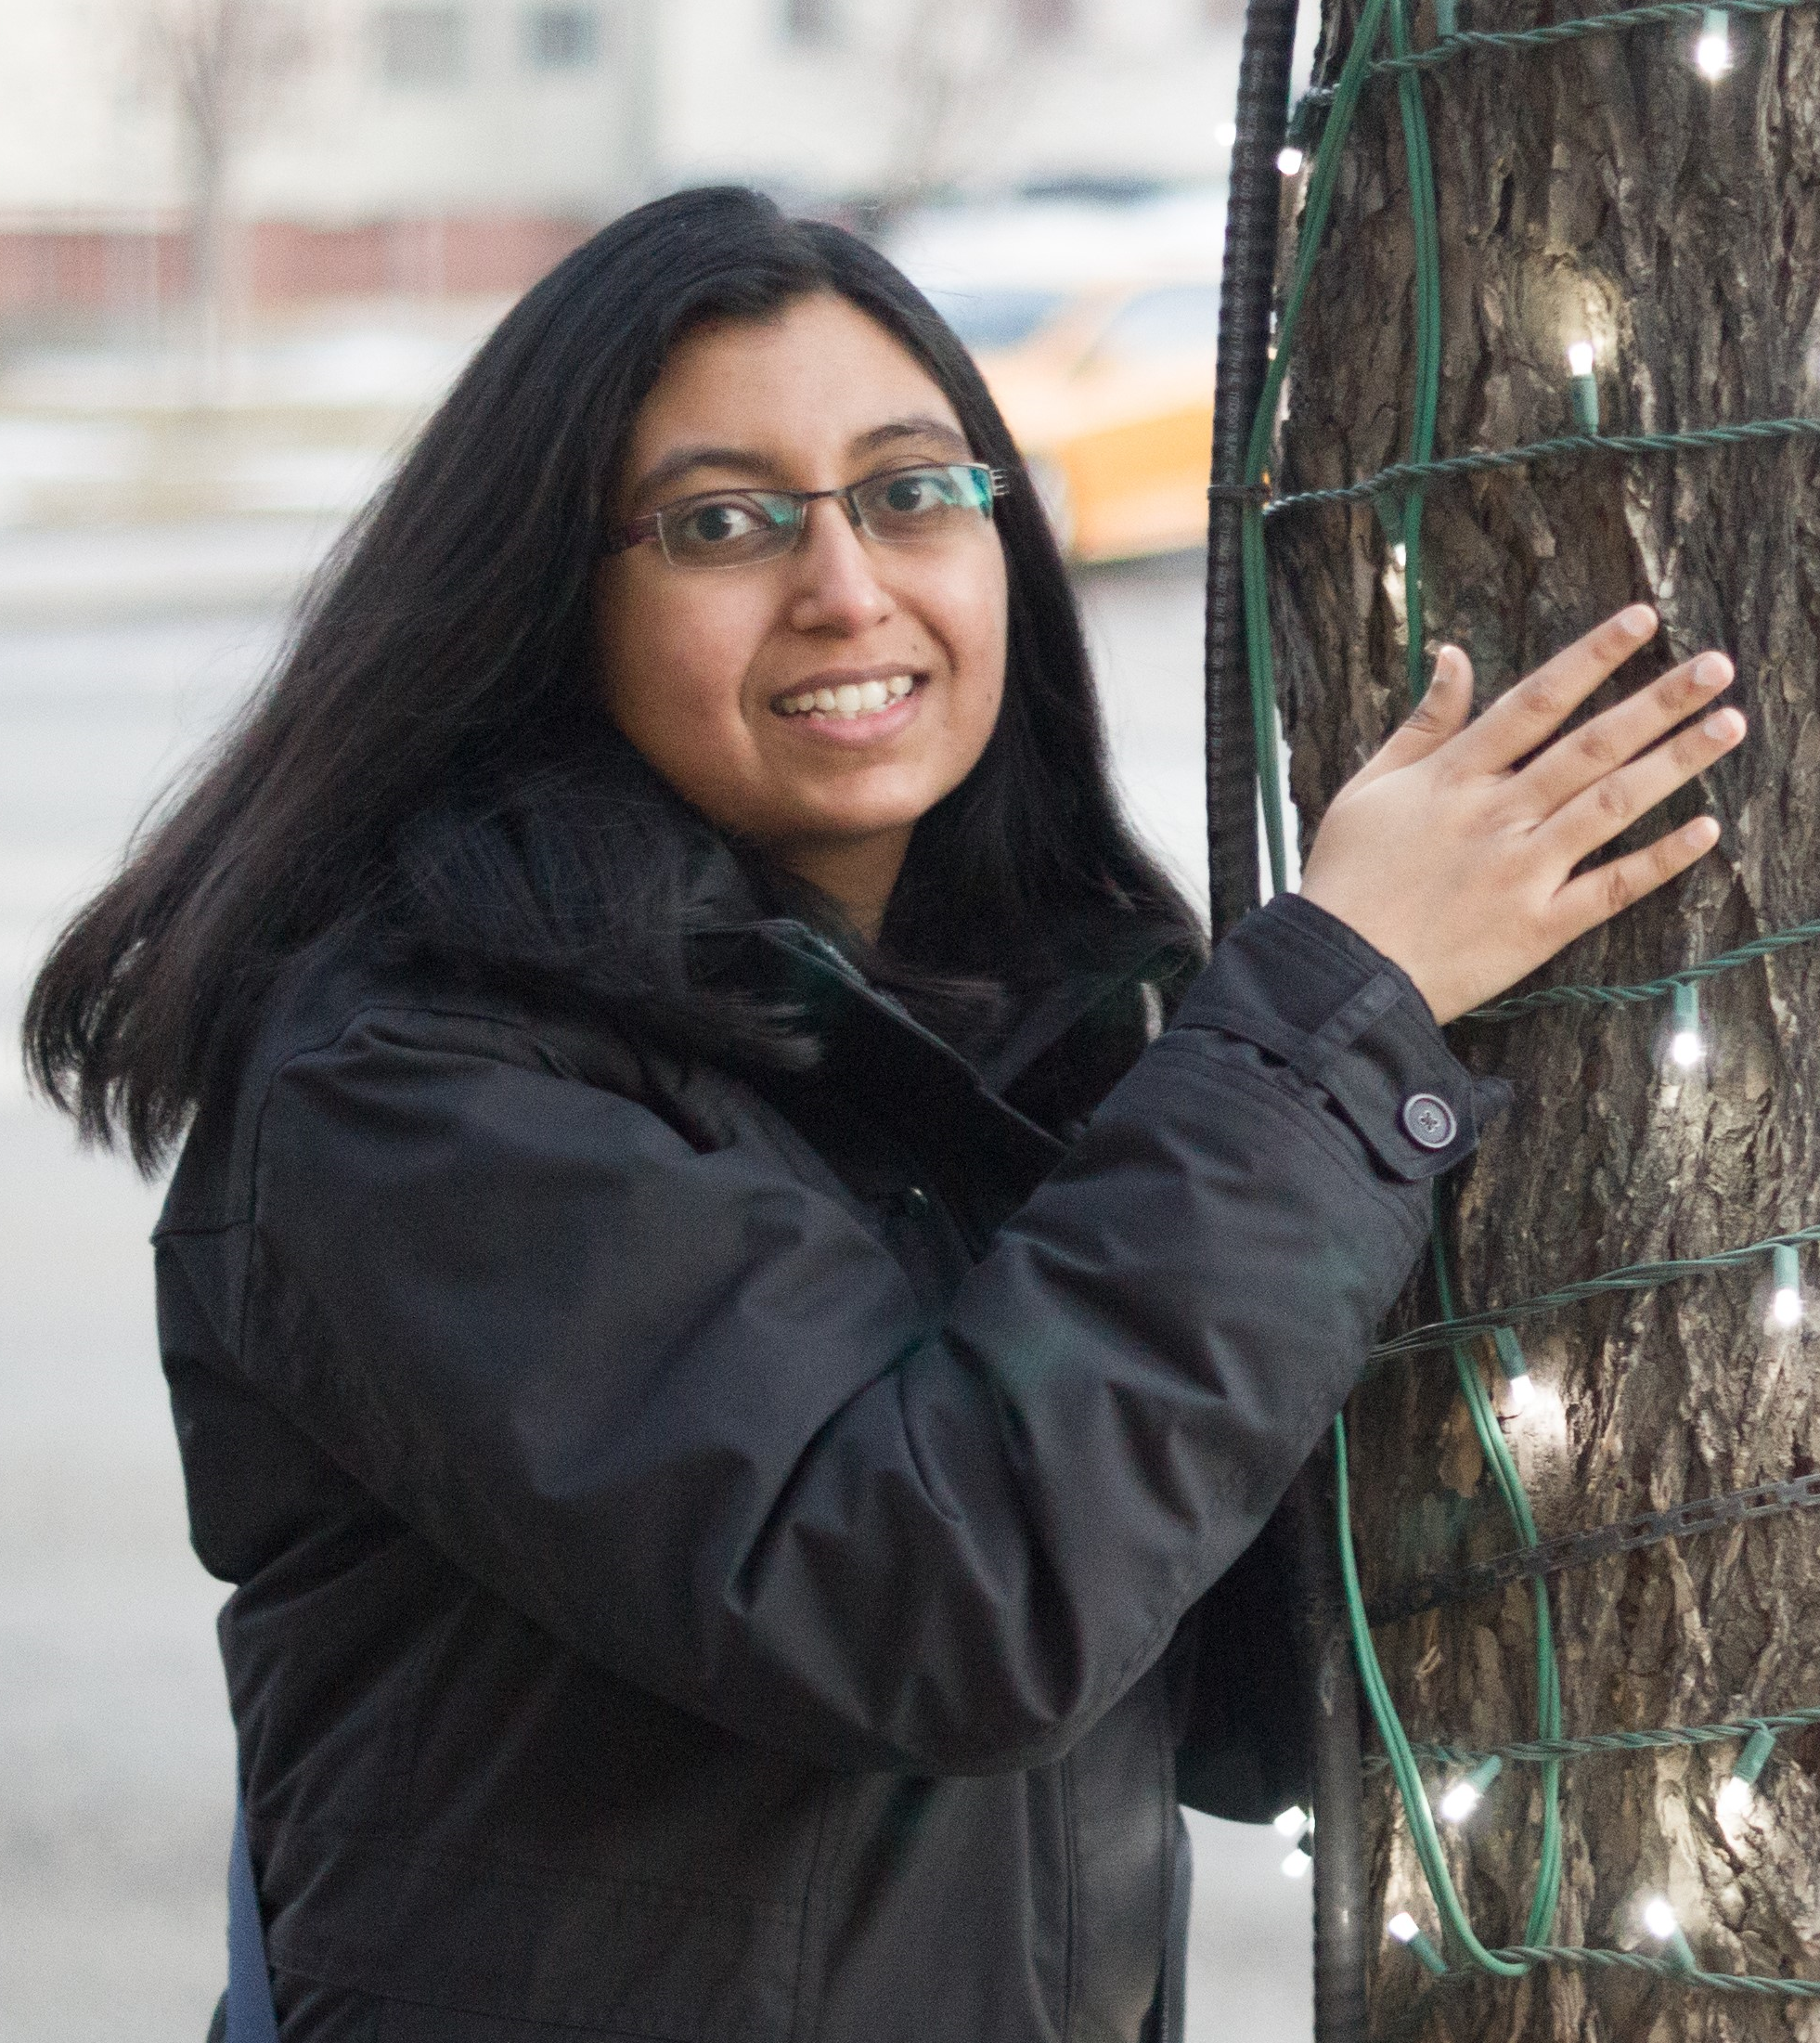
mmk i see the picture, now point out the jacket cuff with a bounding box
[1170,894,1509,1183]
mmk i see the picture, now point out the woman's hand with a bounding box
[1297,603,1744,1025]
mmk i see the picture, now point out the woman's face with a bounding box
[595,291,1009,933]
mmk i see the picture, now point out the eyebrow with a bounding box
[627,416,972,511]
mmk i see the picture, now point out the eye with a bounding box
[678,498,768,548]
[879,470,954,514]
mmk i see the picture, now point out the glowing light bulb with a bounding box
[1439,1754,1504,1825]
[1642,1895,1698,1970]
[1566,341,1601,431]
[1272,1804,1310,1837]
[1493,1327,1535,1415]
[1694,7,1732,76]
[1278,146,1306,175]
[1770,1245,1803,1330]
[1281,1845,1313,1879]
[1715,1774,1756,1822]
[1388,1911,1449,1974]
[1666,982,1704,1070]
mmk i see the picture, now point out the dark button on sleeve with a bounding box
[1400,1093,1459,1150]
[1168,893,1509,1183]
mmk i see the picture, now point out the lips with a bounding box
[774,674,918,721]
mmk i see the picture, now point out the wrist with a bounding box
[1290,886,1445,1023]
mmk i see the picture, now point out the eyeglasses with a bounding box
[605,461,1010,570]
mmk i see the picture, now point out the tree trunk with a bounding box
[1264,3,1820,2037]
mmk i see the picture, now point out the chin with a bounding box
[790,775,946,834]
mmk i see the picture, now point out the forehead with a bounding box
[625,293,966,475]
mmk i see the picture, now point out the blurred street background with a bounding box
[1,3,1315,2037]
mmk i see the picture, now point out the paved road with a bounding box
[0,537,1310,2039]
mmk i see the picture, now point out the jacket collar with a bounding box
[697,920,1078,1193]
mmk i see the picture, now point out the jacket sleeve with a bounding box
[220,893,1501,1775]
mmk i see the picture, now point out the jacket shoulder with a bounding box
[154,936,678,1241]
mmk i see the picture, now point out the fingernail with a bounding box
[1702,708,1744,741]
[1622,603,1659,638]
[1693,653,1734,690]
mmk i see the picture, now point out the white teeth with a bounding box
[776,677,920,718]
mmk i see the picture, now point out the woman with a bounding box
[25,187,1742,2042]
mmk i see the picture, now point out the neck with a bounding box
[776,827,912,946]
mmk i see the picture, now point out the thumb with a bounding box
[1348,645,1474,790]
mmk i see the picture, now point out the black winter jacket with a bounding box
[158,893,1500,2043]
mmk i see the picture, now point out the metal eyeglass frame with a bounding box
[603,461,1012,565]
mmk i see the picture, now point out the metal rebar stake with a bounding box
[1204,0,1374,2030]
[1204,0,1297,939]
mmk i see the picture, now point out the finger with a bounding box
[1542,705,1744,867]
[1347,645,1475,791]
[1551,814,1723,946]
[1515,650,1735,817]
[1448,603,1659,777]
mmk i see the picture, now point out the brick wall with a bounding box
[0,213,598,331]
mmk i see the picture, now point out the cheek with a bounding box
[938,550,1010,743]
[597,573,766,788]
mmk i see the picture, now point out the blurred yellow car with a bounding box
[927,279,1220,564]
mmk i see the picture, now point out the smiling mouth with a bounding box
[773,674,919,721]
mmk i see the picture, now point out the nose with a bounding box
[783,498,895,635]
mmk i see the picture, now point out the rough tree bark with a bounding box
[1265,3,1820,2037]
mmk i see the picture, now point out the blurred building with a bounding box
[0,0,1245,336]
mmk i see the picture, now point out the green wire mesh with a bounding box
[1235,0,1820,1998]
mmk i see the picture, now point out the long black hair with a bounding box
[24,187,1204,1169]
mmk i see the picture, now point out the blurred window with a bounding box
[784,0,838,45]
[524,4,600,69]
[374,6,467,85]
[923,287,1067,353]
[1087,285,1220,366]
[1015,0,1078,37]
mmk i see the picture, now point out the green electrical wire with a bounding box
[1335,1408,1532,1975]
[1390,1701,1820,1770]
[1240,0,1396,895]
[1388,0,1442,705]
[1291,0,1816,110]
[1469,915,1820,1018]
[1264,417,1820,518]
[1372,1220,1820,1362]
[1463,1947,1820,1996]
[1367,0,1811,77]
[1429,1213,1564,1946]
[1275,0,1563,1975]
